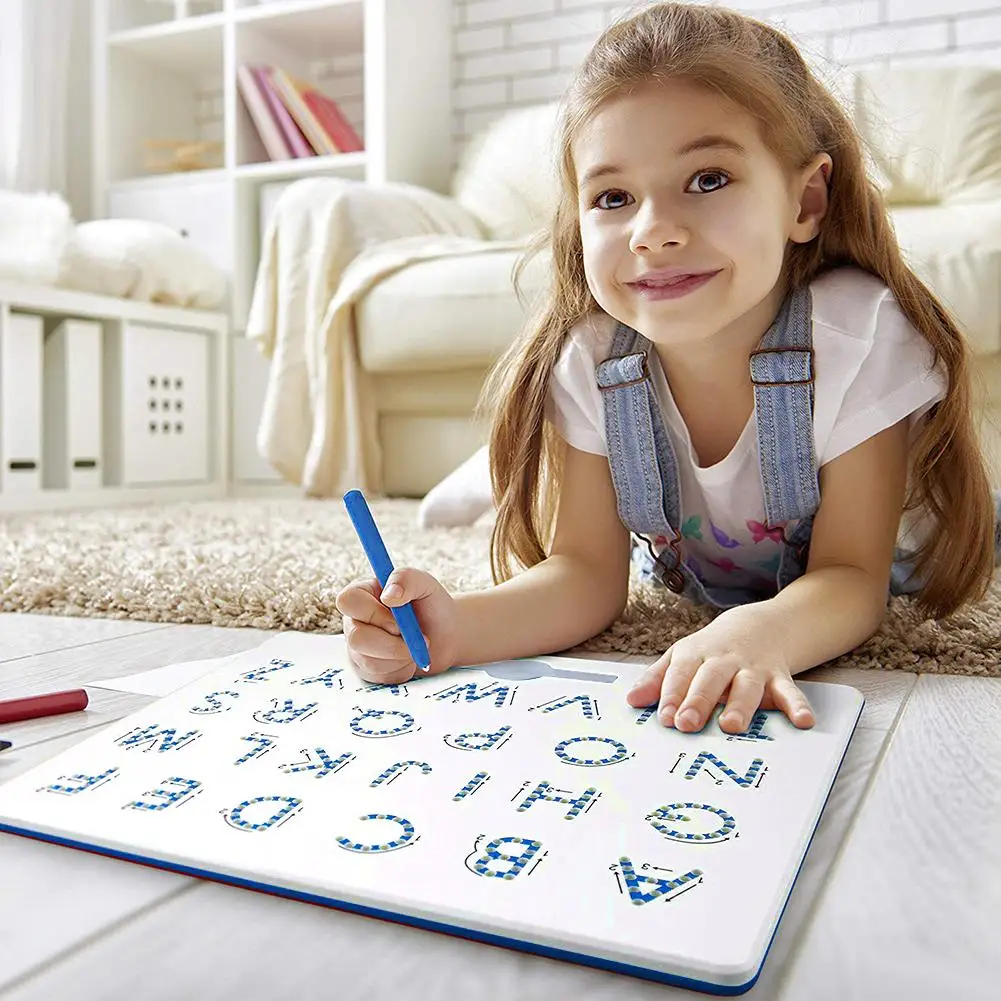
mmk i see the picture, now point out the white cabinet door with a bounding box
[108,177,233,274]
[118,323,211,485]
[0,309,43,492]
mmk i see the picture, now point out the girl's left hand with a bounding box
[625,610,816,734]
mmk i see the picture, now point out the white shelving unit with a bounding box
[0,281,229,512]
[90,0,453,485]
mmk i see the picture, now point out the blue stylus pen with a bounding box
[343,489,431,673]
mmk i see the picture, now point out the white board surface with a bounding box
[0,633,863,994]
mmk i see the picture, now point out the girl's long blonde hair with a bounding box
[482,2,996,619]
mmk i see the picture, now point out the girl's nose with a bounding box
[629,202,689,253]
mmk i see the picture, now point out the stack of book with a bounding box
[237,64,364,161]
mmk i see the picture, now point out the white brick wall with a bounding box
[451,0,1001,162]
[194,88,225,146]
[314,52,366,139]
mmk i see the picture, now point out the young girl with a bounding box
[337,3,1000,736]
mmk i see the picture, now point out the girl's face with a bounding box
[574,80,827,353]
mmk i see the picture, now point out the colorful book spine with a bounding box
[251,67,315,159]
[270,67,364,157]
[269,67,337,156]
[300,87,364,154]
[236,64,291,161]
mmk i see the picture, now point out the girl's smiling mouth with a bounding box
[627,269,722,299]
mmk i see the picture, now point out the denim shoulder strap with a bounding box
[595,323,694,593]
[749,285,820,526]
[594,323,682,539]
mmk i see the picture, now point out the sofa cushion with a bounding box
[979,352,1001,401]
[855,67,1001,205]
[379,414,487,498]
[371,370,485,414]
[450,103,562,241]
[975,354,1001,484]
[357,246,551,373]
[889,202,1001,356]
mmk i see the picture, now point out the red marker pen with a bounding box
[0,688,89,724]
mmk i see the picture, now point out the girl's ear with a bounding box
[790,153,833,244]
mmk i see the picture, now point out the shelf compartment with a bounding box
[107,0,223,34]
[234,2,366,171]
[107,14,225,77]
[105,35,225,183]
[235,0,364,62]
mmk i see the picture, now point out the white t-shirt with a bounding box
[546,267,948,591]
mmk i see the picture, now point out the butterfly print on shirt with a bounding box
[747,519,785,544]
[711,522,741,549]
[708,556,739,574]
[681,515,703,540]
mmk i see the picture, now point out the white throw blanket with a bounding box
[246,177,526,496]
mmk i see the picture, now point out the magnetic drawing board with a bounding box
[0,633,863,995]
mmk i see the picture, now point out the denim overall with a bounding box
[595,285,1001,610]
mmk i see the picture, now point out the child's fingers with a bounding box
[656,653,703,727]
[625,655,670,708]
[673,658,738,732]
[343,621,416,685]
[378,567,439,607]
[344,618,411,662]
[769,675,815,728]
[335,578,385,619]
[335,579,400,635]
[351,653,416,687]
[718,670,766,734]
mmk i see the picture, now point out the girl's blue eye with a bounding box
[593,189,633,210]
[687,170,729,193]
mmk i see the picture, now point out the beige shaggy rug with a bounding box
[0,498,998,677]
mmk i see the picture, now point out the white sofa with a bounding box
[351,66,1001,495]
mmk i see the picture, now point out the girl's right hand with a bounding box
[335,568,457,685]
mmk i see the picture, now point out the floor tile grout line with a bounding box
[770,677,919,997]
[0,622,177,667]
[814,674,917,849]
[0,881,199,999]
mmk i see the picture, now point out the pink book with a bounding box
[237,64,291,161]
[251,67,315,159]
[301,88,364,153]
